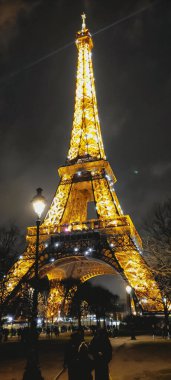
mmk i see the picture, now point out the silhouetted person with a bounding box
[46,326,50,339]
[89,328,112,380]
[77,341,93,380]
[0,327,3,343]
[3,328,9,342]
[129,316,136,340]
[64,332,83,380]
[152,323,156,340]
[162,322,169,339]
[54,325,59,337]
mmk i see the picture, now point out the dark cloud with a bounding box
[0,0,40,52]
[150,162,171,178]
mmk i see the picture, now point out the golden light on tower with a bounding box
[1,15,164,315]
[67,12,106,163]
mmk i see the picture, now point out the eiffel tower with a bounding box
[2,14,162,314]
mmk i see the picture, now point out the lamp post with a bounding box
[23,188,46,380]
[126,285,132,315]
[126,285,136,340]
[162,296,170,339]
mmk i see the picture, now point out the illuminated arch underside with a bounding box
[39,256,116,283]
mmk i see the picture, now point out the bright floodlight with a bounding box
[7,316,13,323]
[126,285,132,294]
[32,188,46,218]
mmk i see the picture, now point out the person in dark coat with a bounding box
[63,332,83,380]
[89,328,112,380]
[77,341,94,380]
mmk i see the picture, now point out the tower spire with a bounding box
[67,15,106,164]
[81,12,86,31]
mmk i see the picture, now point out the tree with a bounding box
[60,277,82,318]
[6,283,33,323]
[0,224,24,323]
[2,275,51,325]
[69,290,83,327]
[142,199,171,324]
[70,282,119,326]
[44,280,63,322]
[0,224,23,277]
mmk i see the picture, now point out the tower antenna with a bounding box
[81,12,86,31]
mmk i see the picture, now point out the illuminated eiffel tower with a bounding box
[2,15,162,313]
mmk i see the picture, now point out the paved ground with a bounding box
[0,334,171,380]
[110,336,171,380]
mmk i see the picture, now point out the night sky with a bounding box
[0,0,170,236]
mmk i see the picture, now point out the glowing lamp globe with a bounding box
[163,297,167,304]
[126,285,132,294]
[32,188,46,218]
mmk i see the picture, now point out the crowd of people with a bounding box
[0,325,60,343]
[151,321,170,340]
[0,324,116,343]
[0,320,170,344]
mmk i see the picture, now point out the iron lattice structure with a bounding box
[2,16,163,313]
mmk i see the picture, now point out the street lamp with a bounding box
[31,188,46,331]
[126,285,136,340]
[126,285,132,315]
[162,296,169,338]
[23,188,46,380]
